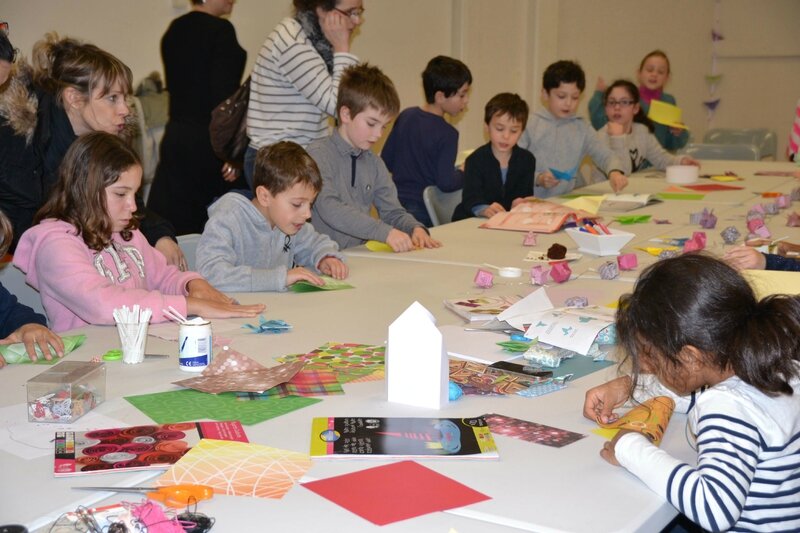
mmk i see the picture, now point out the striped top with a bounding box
[617,372,800,532]
[246,17,359,149]
[790,99,800,159]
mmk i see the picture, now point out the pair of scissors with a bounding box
[75,484,214,507]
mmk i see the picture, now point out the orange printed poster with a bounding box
[480,199,598,233]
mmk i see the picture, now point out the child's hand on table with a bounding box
[411,227,442,249]
[679,156,699,166]
[479,202,506,218]
[0,323,64,366]
[287,266,324,286]
[723,246,766,271]
[600,428,637,466]
[187,297,265,319]
[583,375,632,424]
[187,279,235,304]
[386,228,415,252]
[318,257,349,279]
[609,171,628,192]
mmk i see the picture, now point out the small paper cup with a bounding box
[116,322,148,365]
[666,165,699,184]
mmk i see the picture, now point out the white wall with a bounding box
[3,0,799,156]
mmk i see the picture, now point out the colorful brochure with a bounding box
[481,199,597,233]
[309,417,499,459]
[54,420,247,476]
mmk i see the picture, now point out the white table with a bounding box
[2,160,798,532]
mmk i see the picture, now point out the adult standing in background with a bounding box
[243,0,363,187]
[0,32,184,266]
[147,0,246,235]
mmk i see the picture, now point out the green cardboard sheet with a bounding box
[0,334,86,364]
[124,389,321,425]
[290,277,354,293]
[656,192,706,201]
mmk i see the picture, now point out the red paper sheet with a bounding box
[682,183,744,191]
[301,460,490,525]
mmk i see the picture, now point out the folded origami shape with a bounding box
[597,396,675,446]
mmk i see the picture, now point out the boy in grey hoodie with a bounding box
[197,141,347,292]
[518,60,628,198]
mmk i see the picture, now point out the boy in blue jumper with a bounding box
[452,93,535,221]
[381,56,472,226]
[197,141,347,292]
[0,210,63,367]
[519,60,628,198]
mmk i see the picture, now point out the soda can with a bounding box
[178,319,212,372]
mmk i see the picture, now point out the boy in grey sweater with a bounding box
[307,63,441,252]
[197,142,347,292]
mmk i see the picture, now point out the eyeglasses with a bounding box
[606,99,635,108]
[333,6,365,19]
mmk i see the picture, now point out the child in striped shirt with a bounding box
[584,254,800,532]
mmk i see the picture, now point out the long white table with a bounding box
[2,160,799,532]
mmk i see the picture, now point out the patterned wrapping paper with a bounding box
[597,396,675,446]
[448,360,536,395]
[236,369,343,400]
[275,342,385,383]
[483,413,586,447]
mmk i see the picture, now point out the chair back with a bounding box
[177,234,202,272]
[423,186,462,226]
[0,262,44,316]
[702,128,777,159]
[680,143,760,161]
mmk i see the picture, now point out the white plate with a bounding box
[524,251,582,263]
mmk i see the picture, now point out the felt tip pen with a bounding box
[583,223,600,235]
[596,221,611,235]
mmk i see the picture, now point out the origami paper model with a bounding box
[523,231,538,246]
[242,316,292,334]
[597,396,675,446]
[787,212,800,228]
[172,348,304,394]
[550,262,572,283]
[474,268,494,288]
[616,253,637,271]
[599,261,619,280]
[530,265,549,285]
[720,226,740,244]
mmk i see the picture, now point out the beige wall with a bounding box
[4,0,799,156]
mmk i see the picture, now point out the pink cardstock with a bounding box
[474,269,494,288]
[616,253,638,270]
[550,262,572,283]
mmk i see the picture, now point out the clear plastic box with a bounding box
[27,361,106,423]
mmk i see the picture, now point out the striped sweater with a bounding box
[246,17,358,149]
[616,372,800,532]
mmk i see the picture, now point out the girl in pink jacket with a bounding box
[13,132,264,332]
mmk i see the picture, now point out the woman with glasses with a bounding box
[0,33,185,268]
[592,79,696,182]
[243,0,364,187]
[147,0,247,235]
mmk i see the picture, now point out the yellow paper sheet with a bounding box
[563,195,604,215]
[710,175,740,182]
[365,240,393,252]
[742,269,800,297]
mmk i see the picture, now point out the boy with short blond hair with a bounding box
[197,141,347,292]
[519,60,628,198]
[382,56,472,226]
[308,63,440,252]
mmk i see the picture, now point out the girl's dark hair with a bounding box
[0,32,15,63]
[35,132,141,252]
[603,79,654,132]
[617,253,800,396]
[293,0,337,13]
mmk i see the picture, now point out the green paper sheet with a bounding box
[496,341,533,353]
[0,334,86,364]
[290,277,354,293]
[124,389,320,425]
[656,192,706,201]
[613,215,652,225]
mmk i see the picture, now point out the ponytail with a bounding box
[727,295,800,395]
